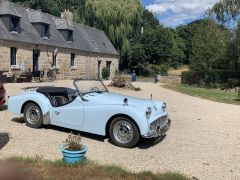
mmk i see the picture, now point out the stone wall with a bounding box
[88,54,119,79]
[0,40,119,80]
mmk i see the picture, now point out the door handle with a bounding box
[55,111,60,115]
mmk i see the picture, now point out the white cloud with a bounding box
[146,0,220,27]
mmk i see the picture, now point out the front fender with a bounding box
[8,92,50,116]
[116,105,150,135]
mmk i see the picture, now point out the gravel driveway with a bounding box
[0,80,240,180]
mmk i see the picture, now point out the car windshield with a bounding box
[74,79,108,95]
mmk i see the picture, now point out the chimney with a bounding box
[61,10,73,26]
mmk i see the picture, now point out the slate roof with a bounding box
[0,1,118,56]
[0,0,22,17]
[28,10,52,24]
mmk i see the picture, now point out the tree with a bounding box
[226,22,240,71]
[140,26,173,65]
[142,9,159,29]
[170,30,186,68]
[190,19,229,71]
[128,42,146,69]
[176,19,209,64]
[85,0,143,68]
[210,0,240,27]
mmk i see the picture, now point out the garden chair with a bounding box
[47,69,57,81]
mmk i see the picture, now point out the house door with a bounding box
[33,50,40,71]
[98,61,101,79]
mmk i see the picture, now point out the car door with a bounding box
[51,96,84,128]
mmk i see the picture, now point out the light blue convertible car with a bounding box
[8,79,171,148]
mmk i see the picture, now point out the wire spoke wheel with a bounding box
[26,106,41,125]
[109,117,140,148]
[113,120,134,144]
[24,103,43,128]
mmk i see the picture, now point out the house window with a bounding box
[67,30,73,42]
[10,47,17,65]
[10,16,20,33]
[70,53,75,67]
[42,24,49,38]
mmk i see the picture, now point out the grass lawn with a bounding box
[163,84,240,105]
[0,157,189,180]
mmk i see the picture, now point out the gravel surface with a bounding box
[0,80,240,180]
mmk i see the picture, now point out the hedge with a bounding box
[181,70,240,86]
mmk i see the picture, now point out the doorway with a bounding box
[98,61,101,79]
[106,61,111,78]
[33,50,40,72]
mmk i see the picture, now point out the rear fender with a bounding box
[8,92,51,124]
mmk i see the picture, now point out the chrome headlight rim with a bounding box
[162,102,167,109]
[146,107,152,118]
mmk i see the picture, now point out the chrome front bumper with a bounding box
[142,119,171,138]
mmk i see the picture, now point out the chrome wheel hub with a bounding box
[26,106,40,125]
[113,120,134,144]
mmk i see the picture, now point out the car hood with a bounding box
[83,92,164,114]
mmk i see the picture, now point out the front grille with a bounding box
[150,116,167,130]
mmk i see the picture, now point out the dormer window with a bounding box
[42,23,50,39]
[67,30,73,42]
[54,18,74,42]
[10,16,20,33]
[0,1,22,33]
[28,11,51,39]
[57,29,73,42]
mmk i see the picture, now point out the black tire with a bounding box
[24,103,43,128]
[109,117,140,148]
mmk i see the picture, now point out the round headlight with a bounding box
[146,107,152,118]
[162,102,167,109]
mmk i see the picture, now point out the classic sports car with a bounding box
[8,79,170,148]
[0,81,6,105]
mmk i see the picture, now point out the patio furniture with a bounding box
[32,71,44,82]
[0,71,7,83]
[47,69,57,81]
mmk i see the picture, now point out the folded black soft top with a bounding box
[36,87,77,94]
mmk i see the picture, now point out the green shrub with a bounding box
[181,70,240,86]
[102,67,110,79]
[139,63,168,77]
[181,71,203,85]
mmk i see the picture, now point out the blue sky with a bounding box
[141,0,219,27]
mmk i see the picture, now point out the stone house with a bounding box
[0,0,119,80]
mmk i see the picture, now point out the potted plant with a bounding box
[60,133,88,164]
